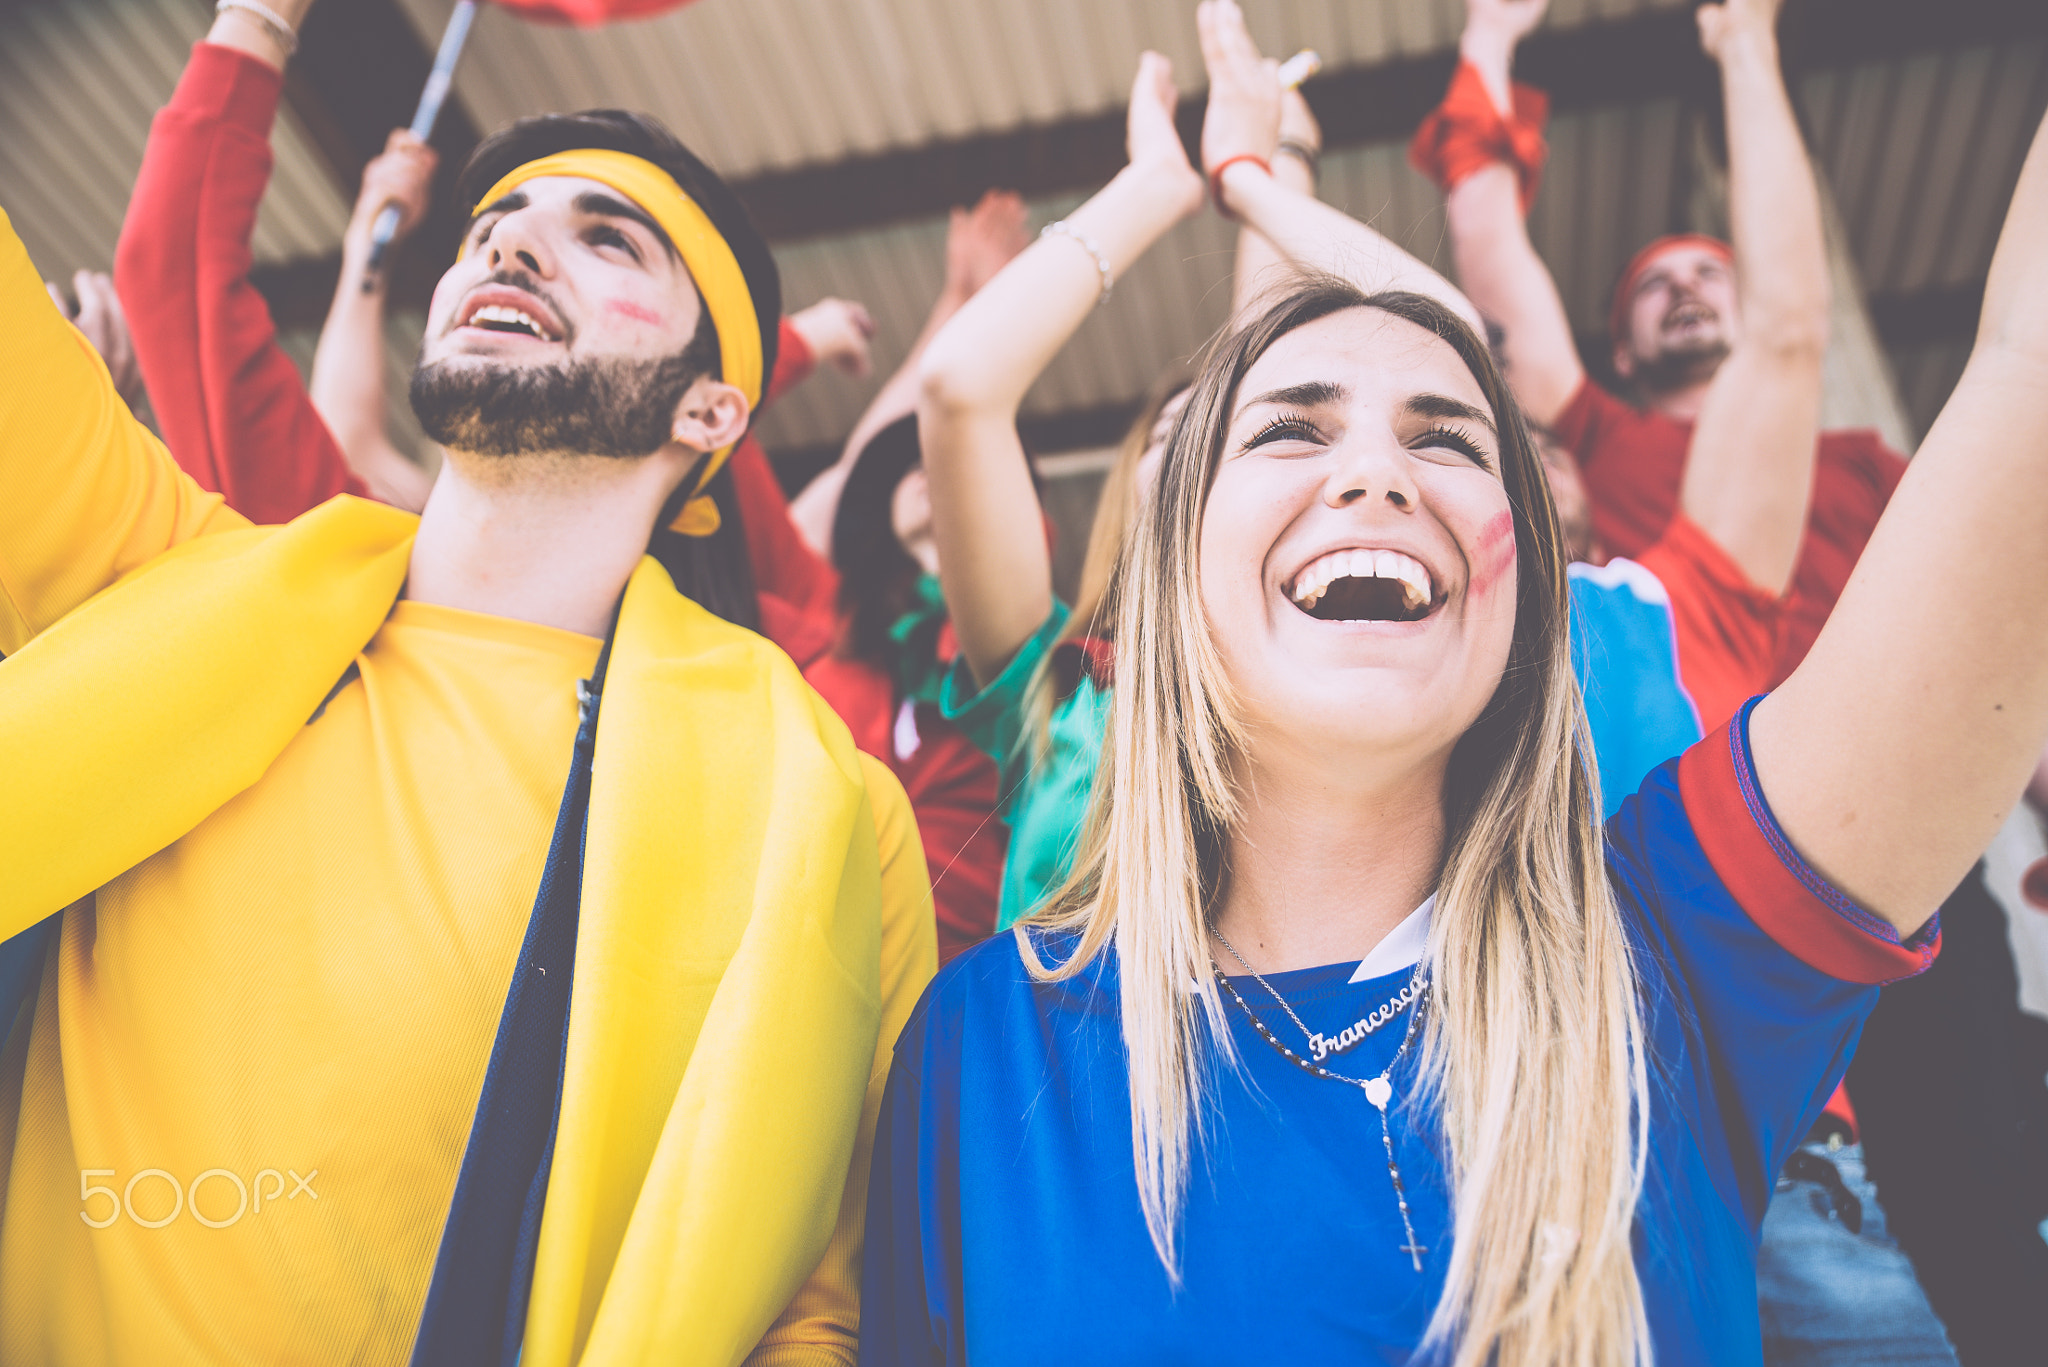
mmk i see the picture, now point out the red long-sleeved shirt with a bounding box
[116,42,365,525]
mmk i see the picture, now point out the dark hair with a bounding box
[457,110,778,631]
[457,109,781,383]
[650,462,758,632]
[831,414,925,672]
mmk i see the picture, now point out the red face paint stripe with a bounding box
[1469,510,1518,598]
[606,298,665,326]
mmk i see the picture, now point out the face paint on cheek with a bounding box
[605,298,666,328]
[1468,510,1518,600]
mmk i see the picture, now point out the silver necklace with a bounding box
[1212,925,1422,1061]
[1208,932,1432,1272]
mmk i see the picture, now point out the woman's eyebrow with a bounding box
[1236,380,1346,416]
[1402,392,1498,437]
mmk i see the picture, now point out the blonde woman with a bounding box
[920,37,1471,934]
[859,4,2048,1364]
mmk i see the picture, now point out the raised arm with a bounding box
[789,191,1027,557]
[1200,0,1485,338]
[113,0,366,525]
[1676,0,1827,597]
[1439,0,1585,426]
[1230,86,1322,322]
[1752,105,2048,937]
[920,53,1205,687]
[0,209,243,652]
[307,130,439,512]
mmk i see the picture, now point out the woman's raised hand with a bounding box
[1197,0,1281,182]
[1126,50,1203,214]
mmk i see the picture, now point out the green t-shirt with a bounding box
[939,602,1110,930]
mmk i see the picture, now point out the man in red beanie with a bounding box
[1422,0,1905,687]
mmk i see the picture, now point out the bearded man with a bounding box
[0,61,932,1367]
[1422,0,1906,686]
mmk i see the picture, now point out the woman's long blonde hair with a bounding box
[1021,279,1653,1367]
[1015,369,1190,756]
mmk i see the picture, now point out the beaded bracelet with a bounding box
[1041,220,1113,306]
[216,0,299,55]
[1208,153,1271,220]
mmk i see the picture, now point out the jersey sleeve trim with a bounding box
[1677,696,1939,985]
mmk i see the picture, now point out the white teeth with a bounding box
[1286,547,1435,612]
[470,304,549,337]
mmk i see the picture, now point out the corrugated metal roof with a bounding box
[1805,39,2048,298]
[0,0,349,285]
[393,0,1687,181]
[0,0,2035,470]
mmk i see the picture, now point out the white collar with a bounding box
[1347,894,1435,983]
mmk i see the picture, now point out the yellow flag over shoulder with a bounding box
[0,501,889,1365]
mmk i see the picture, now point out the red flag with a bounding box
[489,0,702,27]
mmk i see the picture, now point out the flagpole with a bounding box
[362,0,480,288]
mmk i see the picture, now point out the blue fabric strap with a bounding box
[409,630,612,1367]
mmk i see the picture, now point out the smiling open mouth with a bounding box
[1288,550,1435,623]
[466,305,555,340]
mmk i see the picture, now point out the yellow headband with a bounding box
[469,148,762,536]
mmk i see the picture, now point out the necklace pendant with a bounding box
[1363,1076,1392,1110]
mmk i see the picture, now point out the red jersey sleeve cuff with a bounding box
[1677,697,1939,985]
[179,42,286,131]
[766,317,815,405]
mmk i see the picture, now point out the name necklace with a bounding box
[1210,925,1432,1272]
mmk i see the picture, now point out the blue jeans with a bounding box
[1757,1143,1957,1366]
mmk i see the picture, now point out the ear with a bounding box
[668,375,753,454]
[1610,343,1635,380]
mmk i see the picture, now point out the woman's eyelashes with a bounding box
[1237,413,1494,473]
[1239,412,1326,453]
[1412,424,1494,471]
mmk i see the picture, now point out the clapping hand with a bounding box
[1696,0,1786,60]
[1196,0,1280,185]
[945,190,1031,301]
[788,297,878,380]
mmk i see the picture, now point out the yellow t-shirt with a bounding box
[1,602,604,1363]
[0,207,935,1366]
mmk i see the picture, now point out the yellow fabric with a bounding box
[0,205,936,1366]
[470,149,762,538]
[3,602,602,1364]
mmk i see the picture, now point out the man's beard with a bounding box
[1628,333,1730,396]
[408,349,703,458]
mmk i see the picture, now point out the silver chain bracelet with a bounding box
[216,0,299,56]
[1040,220,1113,306]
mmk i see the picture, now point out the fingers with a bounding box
[45,280,73,319]
[1130,49,1173,116]
[72,269,110,340]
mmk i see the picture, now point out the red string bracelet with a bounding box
[1209,153,1271,219]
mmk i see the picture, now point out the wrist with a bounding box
[207,9,291,70]
[1213,155,1273,221]
[1123,155,1205,219]
[1458,28,1517,80]
[1710,24,1780,73]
